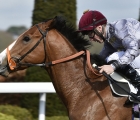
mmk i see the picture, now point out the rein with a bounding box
[6,24,102,76]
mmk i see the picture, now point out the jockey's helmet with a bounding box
[78,10,107,32]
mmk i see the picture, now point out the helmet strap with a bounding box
[93,27,106,41]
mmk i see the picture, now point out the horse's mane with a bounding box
[49,16,91,51]
[49,16,106,66]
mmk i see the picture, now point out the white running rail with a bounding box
[0,82,56,120]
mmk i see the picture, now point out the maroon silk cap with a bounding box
[78,10,107,32]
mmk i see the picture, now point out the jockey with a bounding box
[77,10,140,87]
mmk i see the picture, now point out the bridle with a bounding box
[6,23,102,76]
[7,24,48,70]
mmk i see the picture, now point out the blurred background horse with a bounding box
[0,16,132,120]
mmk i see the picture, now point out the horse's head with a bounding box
[0,16,91,77]
[0,18,56,76]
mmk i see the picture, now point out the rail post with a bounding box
[39,93,46,120]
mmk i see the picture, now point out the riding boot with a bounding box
[116,65,140,87]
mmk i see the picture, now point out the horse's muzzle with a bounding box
[0,65,9,77]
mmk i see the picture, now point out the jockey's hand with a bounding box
[98,65,114,75]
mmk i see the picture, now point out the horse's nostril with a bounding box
[0,65,7,72]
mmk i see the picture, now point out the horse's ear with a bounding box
[48,16,57,29]
[54,16,58,19]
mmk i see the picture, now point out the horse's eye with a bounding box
[23,36,30,42]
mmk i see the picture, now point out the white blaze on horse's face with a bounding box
[0,40,17,76]
[0,40,16,63]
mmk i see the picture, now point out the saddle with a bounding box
[108,72,140,119]
[109,71,140,103]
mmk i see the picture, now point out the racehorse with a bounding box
[0,16,132,120]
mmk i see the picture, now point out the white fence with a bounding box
[0,82,56,120]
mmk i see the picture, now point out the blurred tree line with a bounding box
[0,31,14,52]
[32,0,76,27]
[6,26,27,36]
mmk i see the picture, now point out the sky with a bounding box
[0,0,139,31]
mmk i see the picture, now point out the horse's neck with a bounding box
[46,30,106,109]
